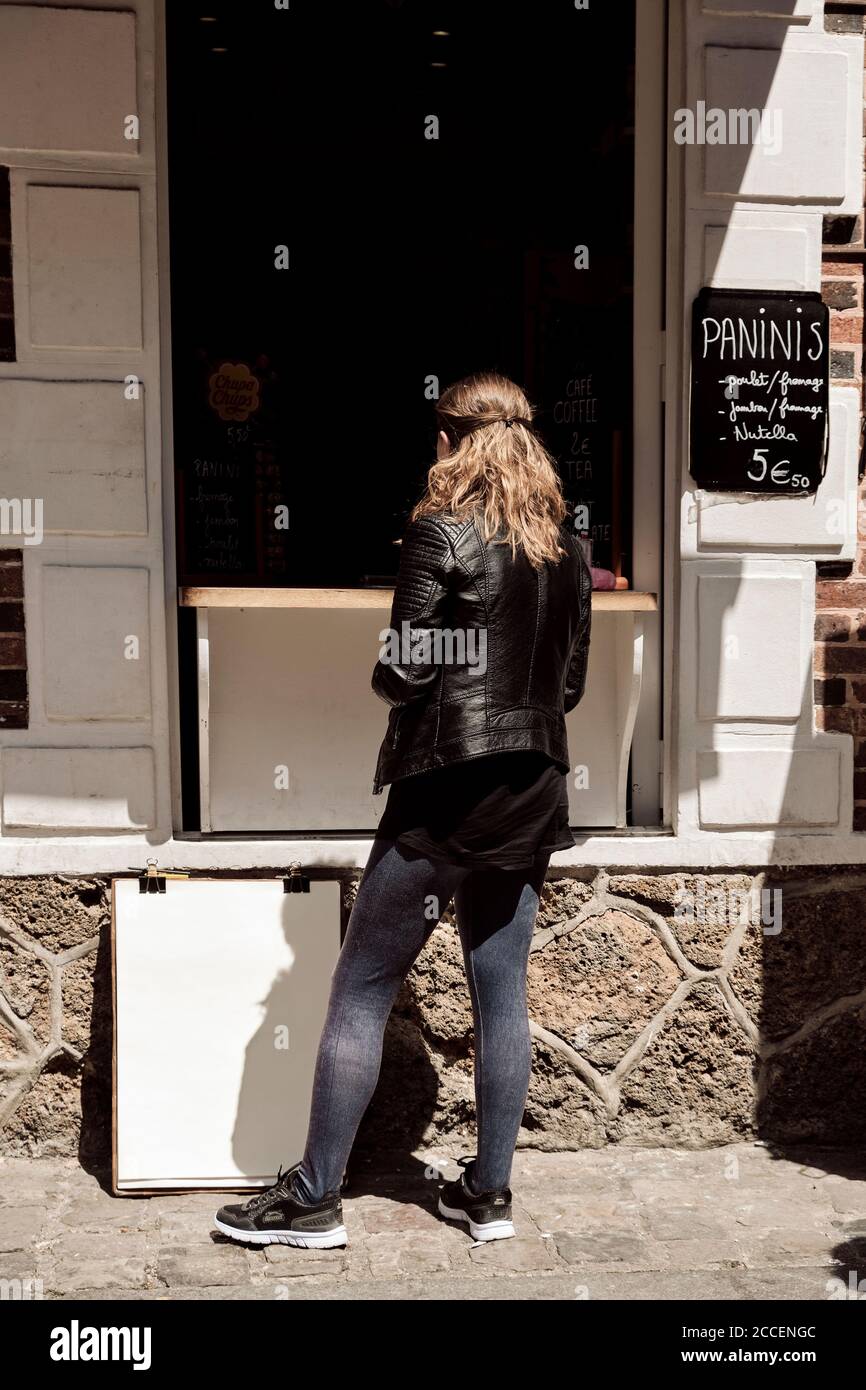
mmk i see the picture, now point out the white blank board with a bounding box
[112,878,341,1192]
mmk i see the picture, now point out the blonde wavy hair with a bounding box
[412,372,567,569]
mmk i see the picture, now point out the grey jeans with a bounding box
[294,838,549,1202]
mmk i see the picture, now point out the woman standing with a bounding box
[215,372,592,1249]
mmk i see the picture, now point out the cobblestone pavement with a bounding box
[2,1144,866,1301]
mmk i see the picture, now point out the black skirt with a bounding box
[374,750,575,870]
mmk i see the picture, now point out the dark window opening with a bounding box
[165,1,636,829]
[166,0,634,587]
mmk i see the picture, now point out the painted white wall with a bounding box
[669,0,862,839]
[204,608,628,833]
[0,0,171,848]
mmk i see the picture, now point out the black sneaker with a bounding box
[437,1155,515,1242]
[214,1163,347,1248]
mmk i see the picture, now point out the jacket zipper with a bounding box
[372,708,404,795]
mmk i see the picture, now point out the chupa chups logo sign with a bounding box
[207,361,261,422]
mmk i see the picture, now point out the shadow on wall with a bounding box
[688,21,866,1168]
[756,868,866,1154]
[229,888,441,1186]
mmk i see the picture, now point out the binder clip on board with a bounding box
[139,859,165,894]
[136,859,190,894]
[283,861,310,893]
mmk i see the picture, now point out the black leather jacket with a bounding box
[371,514,592,794]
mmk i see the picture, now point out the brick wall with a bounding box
[0,167,14,361]
[0,550,27,729]
[815,5,866,829]
[0,167,26,729]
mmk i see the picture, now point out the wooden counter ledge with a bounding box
[180,587,658,612]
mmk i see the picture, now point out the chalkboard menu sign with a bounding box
[690,288,829,495]
[525,252,628,575]
[176,351,289,584]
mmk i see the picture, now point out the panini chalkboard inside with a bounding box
[690,288,829,495]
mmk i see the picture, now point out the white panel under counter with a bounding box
[205,606,388,834]
[182,589,658,834]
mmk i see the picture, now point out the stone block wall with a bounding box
[3,868,866,1167]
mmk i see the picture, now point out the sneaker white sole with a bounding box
[213,1215,348,1248]
[437,1196,515,1242]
